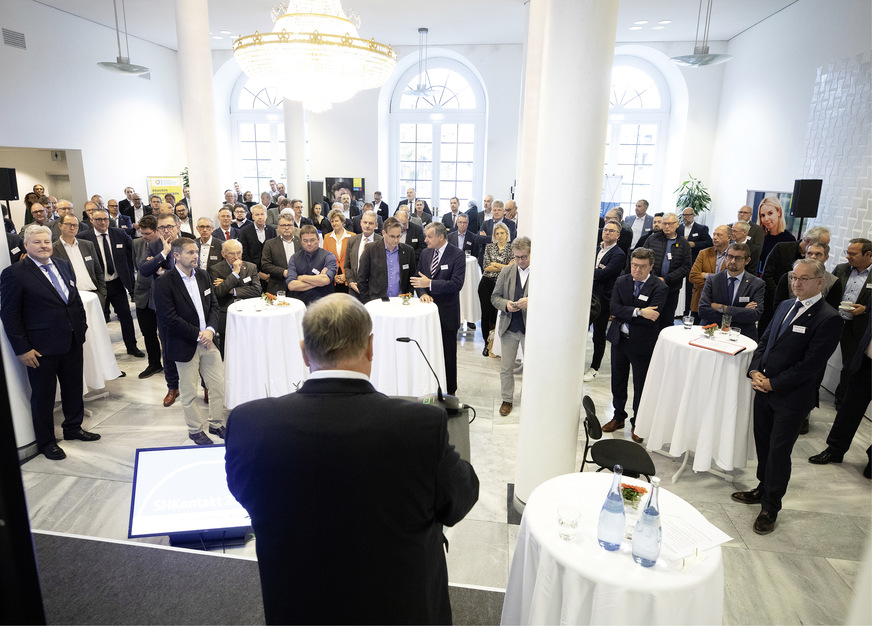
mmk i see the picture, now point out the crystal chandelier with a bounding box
[233,0,397,112]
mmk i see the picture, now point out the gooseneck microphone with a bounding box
[396,337,460,413]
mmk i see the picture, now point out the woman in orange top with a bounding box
[323,208,353,293]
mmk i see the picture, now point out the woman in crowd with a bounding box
[758,196,796,271]
[310,201,329,234]
[22,192,40,225]
[323,208,353,294]
[478,222,513,356]
[242,191,256,209]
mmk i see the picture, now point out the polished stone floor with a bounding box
[18,316,872,625]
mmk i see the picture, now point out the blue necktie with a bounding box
[633,281,642,297]
[727,276,737,307]
[776,300,802,339]
[42,263,68,303]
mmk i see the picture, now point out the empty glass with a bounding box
[729,328,742,342]
[558,506,580,542]
[253,299,263,312]
[233,299,244,312]
[277,290,286,300]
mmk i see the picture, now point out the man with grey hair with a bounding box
[732,257,842,534]
[49,200,88,240]
[195,216,222,273]
[345,210,382,299]
[52,213,105,306]
[644,211,692,329]
[261,214,302,295]
[491,237,531,416]
[210,238,262,353]
[395,208,425,265]
[225,293,479,624]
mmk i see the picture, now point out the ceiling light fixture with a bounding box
[219,30,232,35]
[658,20,672,25]
[233,0,397,113]
[629,26,643,31]
[97,0,150,75]
[671,0,731,67]
[652,26,665,30]
[633,20,648,25]
[404,27,439,98]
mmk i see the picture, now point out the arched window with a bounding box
[604,58,670,208]
[230,76,287,197]
[389,57,486,213]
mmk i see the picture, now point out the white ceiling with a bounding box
[34,0,799,51]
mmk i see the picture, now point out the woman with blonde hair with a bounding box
[323,207,353,293]
[758,196,795,271]
[478,222,513,356]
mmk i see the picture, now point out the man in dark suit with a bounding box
[0,225,99,460]
[357,217,413,302]
[224,293,478,624]
[237,205,276,290]
[447,214,476,256]
[465,200,479,233]
[132,215,164,379]
[212,206,240,243]
[478,200,517,242]
[350,204,384,234]
[625,199,655,248]
[604,247,669,442]
[193,217,223,274]
[288,198,313,231]
[260,215,301,295]
[107,199,134,233]
[52,214,106,307]
[77,208,144,357]
[732,258,843,534]
[585,219,627,382]
[7,230,23,263]
[118,186,136,216]
[699,243,766,341]
[345,211,382,300]
[831,237,871,409]
[411,222,466,395]
[598,207,633,255]
[678,208,713,316]
[395,187,430,214]
[120,192,151,237]
[409,199,433,227]
[644,212,692,329]
[209,239,262,351]
[152,238,227,445]
[396,208,426,266]
[734,205,765,251]
[372,191,389,222]
[441,197,463,231]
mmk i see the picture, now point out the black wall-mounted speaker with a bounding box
[0,168,19,201]
[791,179,822,218]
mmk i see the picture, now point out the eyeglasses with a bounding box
[156,225,176,231]
[602,228,619,234]
[92,217,109,222]
[513,254,528,262]
[788,273,819,284]
[725,254,747,261]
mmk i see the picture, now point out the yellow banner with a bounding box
[147,176,183,203]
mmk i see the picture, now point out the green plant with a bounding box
[180,166,189,188]
[674,174,711,216]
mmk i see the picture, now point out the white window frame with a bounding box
[230,76,287,197]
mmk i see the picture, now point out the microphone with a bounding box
[396,337,460,413]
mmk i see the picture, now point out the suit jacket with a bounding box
[774,270,841,312]
[120,204,152,229]
[77,226,135,293]
[113,213,134,232]
[409,212,433,227]
[261,236,301,295]
[373,200,389,221]
[644,231,693,291]
[465,207,479,233]
[678,222,713,259]
[747,222,765,250]
[197,238,224,273]
[492,265,529,336]
[49,219,90,241]
[749,297,843,413]
[152,267,220,363]
[396,198,430,214]
[350,214,384,234]
[212,225,240,243]
[6,232,22,263]
[625,213,654,245]
[224,377,478,625]
[209,260,262,308]
[402,222,426,266]
[344,233,383,285]
[0,256,87,357]
[606,274,669,353]
[479,218,517,242]
[592,244,626,305]
[447,230,477,256]
[688,246,725,312]
[698,270,766,341]
[416,244,466,327]
[51,238,106,303]
[132,237,156,309]
[832,262,872,346]
[441,212,464,231]
[237,223,276,269]
[357,241,414,302]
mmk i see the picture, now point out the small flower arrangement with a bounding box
[262,293,277,305]
[702,323,718,337]
[399,292,412,305]
[621,483,648,502]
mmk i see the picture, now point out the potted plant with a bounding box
[674,174,712,216]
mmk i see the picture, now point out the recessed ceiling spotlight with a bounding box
[219,30,232,35]
[211,35,223,39]
[633,20,648,25]
[629,26,643,30]
[658,20,672,25]
[652,26,665,30]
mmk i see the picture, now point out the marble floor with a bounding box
[18,315,872,625]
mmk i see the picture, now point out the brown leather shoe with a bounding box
[753,510,777,535]
[499,402,513,416]
[631,427,643,443]
[163,389,180,407]
[204,388,209,404]
[731,488,761,505]
[601,419,625,433]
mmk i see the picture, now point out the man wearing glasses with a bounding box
[77,208,143,357]
[584,221,625,382]
[732,258,842,534]
[643,212,692,330]
[698,243,766,340]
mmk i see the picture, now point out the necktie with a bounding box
[633,280,642,297]
[728,276,737,306]
[101,233,115,275]
[430,250,440,278]
[225,230,230,241]
[776,300,802,339]
[42,263,68,303]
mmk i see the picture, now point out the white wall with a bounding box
[0,0,185,220]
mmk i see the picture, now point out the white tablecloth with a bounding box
[224,297,307,409]
[634,325,758,472]
[460,254,482,324]
[80,291,122,389]
[502,472,724,625]
[365,298,446,397]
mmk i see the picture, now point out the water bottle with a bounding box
[632,476,662,567]
[597,465,626,551]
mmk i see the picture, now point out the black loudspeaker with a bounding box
[306,180,323,216]
[791,179,822,218]
[0,168,19,201]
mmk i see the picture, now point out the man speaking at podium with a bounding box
[225,294,479,624]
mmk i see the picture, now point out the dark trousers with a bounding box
[683,276,693,316]
[27,340,84,447]
[753,393,807,514]
[158,323,179,390]
[658,289,681,330]
[136,306,162,367]
[835,333,861,405]
[826,354,871,455]
[437,308,459,395]
[478,275,498,343]
[610,335,651,426]
[590,300,610,371]
[106,278,137,348]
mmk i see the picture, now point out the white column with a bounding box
[174,0,222,221]
[284,100,308,202]
[514,0,619,506]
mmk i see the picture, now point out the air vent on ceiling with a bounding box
[2,28,26,50]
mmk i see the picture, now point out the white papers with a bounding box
[661,515,732,562]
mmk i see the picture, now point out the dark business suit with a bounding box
[211,225,240,243]
[52,238,106,307]
[678,222,713,315]
[748,297,843,513]
[831,262,872,405]
[350,214,384,234]
[209,260,262,352]
[237,224,276,272]
[140,239,179,389]
[357,241,414,303]
[447,230,477,257]
[607,274,669,426]
[396,198,430,214]
[416,244,466,395]
[760,240,803,332]
[225,377,479,625]
[402,221,426,266]
[120,204,152,235]
[112,213,134,232]
[465,207,479,233]
[261,236,301,295]
[345,233,382,299]
[373,200,389,222]
[197,238,224,273]
[479,218,517,242]
[132,237,162,369]
[645,231,693,329]
[7,231,23,263]
[441,211,463,232]
[698,270,766,341]
[0,256,87,448]
[590,244,626,371]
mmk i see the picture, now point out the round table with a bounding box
[365,298,446,397]
[79,291,122,389]
[502,472,724,625]
[634,325,758,477]
[224,297,307,409]
[459,254,482,324]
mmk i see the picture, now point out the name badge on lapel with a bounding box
[210,255,218,260]
[692,232,699,237]
[440,264,449,270]
[312,268,320,275]
[115,243,123,248]
[69,279,75,286]
[667,252,672,260]
[10,247,19,254]
[793,326,806,334]
[411,238,418,243]
[598,264,606,269]
[739,296,750,303]
[638,294,649,302]
[204,288,211,296]
[242,276,251,283]
[402,264,409,269]
[84,256,93,261]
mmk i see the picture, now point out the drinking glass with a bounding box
[721,313,732,331]
[729,328,742,342]
[558,506,580,542]
[682,315,694,330]
[253,299,263,312]
[233,299,244,312]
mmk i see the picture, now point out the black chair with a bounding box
[579,395,656,482]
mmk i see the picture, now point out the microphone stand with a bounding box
[396,337,460,413]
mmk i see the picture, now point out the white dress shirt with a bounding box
[60,238,96,291]
[176,267,210,332]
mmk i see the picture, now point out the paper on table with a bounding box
[688,336,746,355]
[660,515,732,562]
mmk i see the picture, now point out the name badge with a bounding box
[242,276,251,283]
[867,284,872,288]
[692,232,699,237]
[667,252,672,260]
[69,279,75,286]
[84,256,93,261]
[411,238,418,242]
[115,243,123,248]
[10,247,19,254]
[645,228,651,232]
[793,326,806,334]
[402,264,409,269]
[598,264,606,269]
[638,294,649,302]
[312,268,320,275]
[210,255,218,260]
[204,288,211,296]
[440,264,449,270]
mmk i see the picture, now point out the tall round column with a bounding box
[284,100,309,202]
[174,0,222,219]
[514,0,619,506]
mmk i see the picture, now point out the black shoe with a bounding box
[808,448,843,465]
[118,371,126,378]
[189,432,214,445]
[208,425,227,440]
[40,442,66,460]
[63,428,101,442]
[798,417,809,435]
[138,363,163,379]
[126,346,145,358]
[482,347,489,357]
[753,510,777,535]
[731,488,761,504]
[467,322,476,330]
